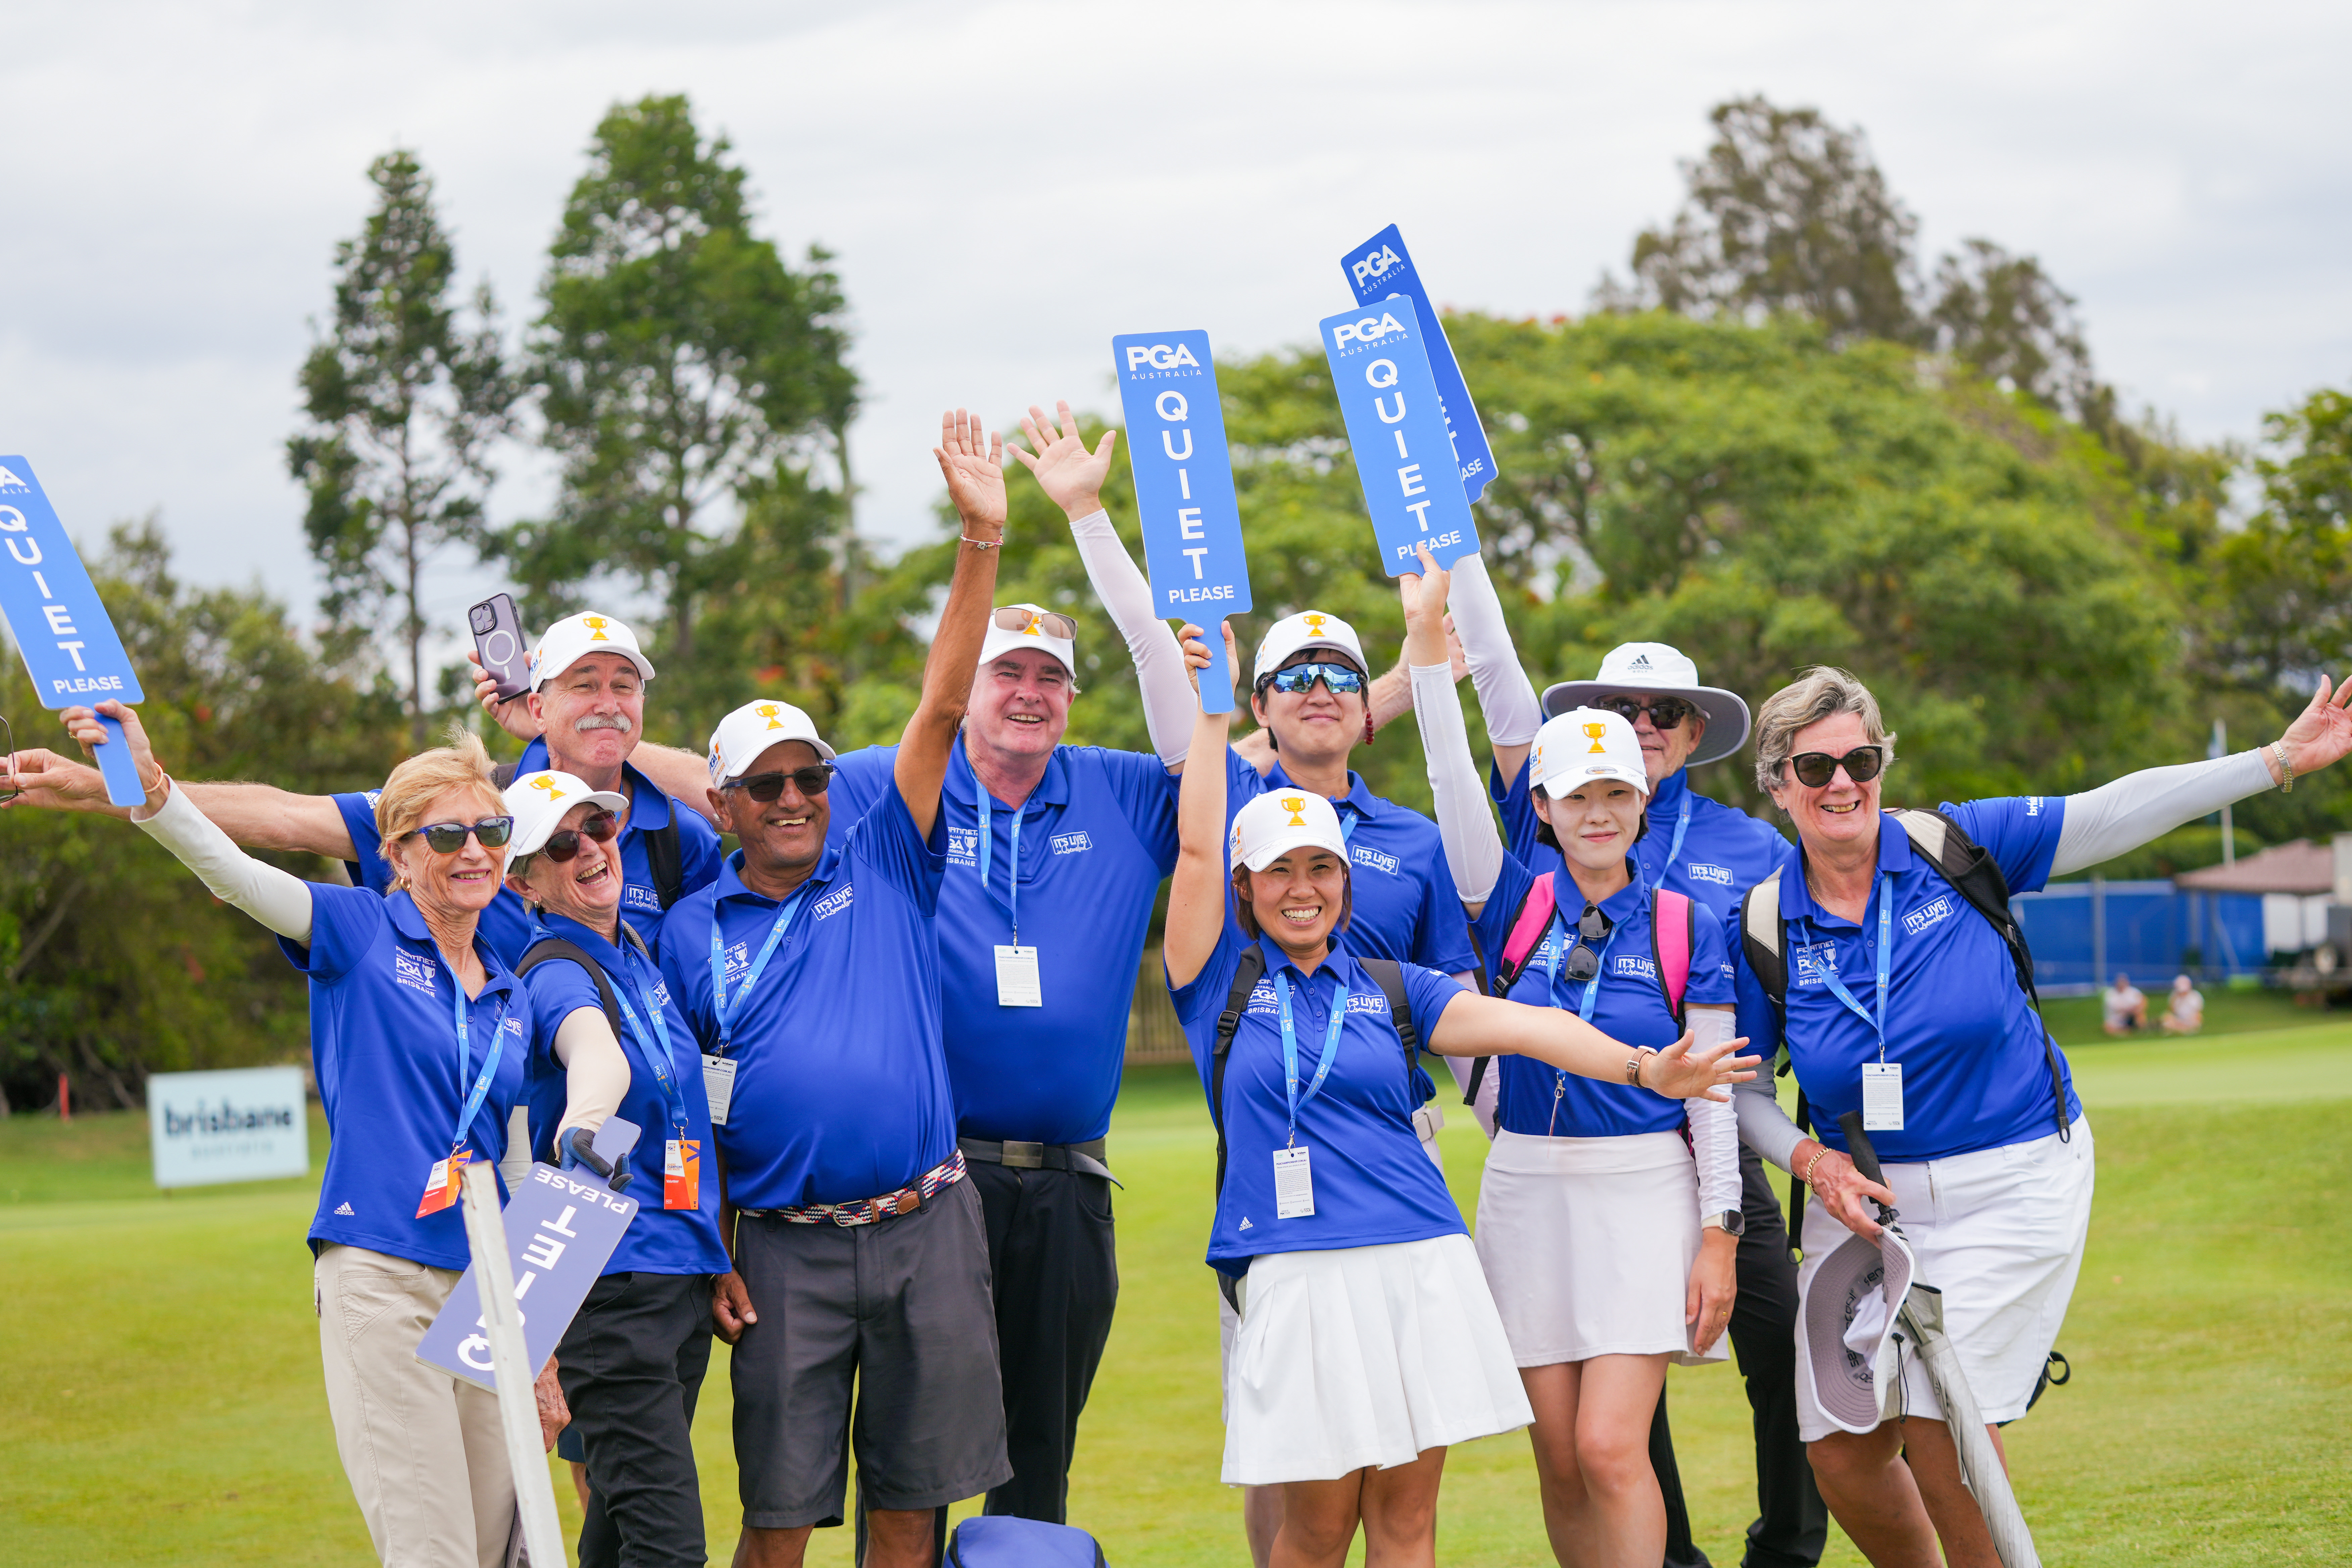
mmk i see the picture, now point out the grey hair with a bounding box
[1752,667,1898,794]
[506,850,539,886]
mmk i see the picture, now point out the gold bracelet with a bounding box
[1800,1145,1832,1189]
[2274,741,2295,793]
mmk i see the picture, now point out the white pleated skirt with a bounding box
[1220,1233,1533,1486]
[1474,1128,1725,1368]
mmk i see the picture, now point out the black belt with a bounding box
[957,1135,1119,1186]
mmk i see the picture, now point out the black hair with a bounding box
[1531,781,1650,850]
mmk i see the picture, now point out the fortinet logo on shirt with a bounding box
[947,829,979,867]
[1686,862,1733,886]
[1903,894,1958,936]
[393,950,438,996]
[1613,954,1658,979]
[1792,943,1839,987]
[812,885,854,921]
[1050,831,1093,855]
[1343,992,1389,1014]
[1351,844,1401,877]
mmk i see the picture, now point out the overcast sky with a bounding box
[4,0,2347,667]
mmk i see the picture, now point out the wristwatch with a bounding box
[1702,1210,1746,1237]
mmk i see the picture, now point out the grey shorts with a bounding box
[731,1176,1011,1529]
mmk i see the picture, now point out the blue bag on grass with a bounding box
[947,1515,1107,1567]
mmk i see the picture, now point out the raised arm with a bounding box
[1401,547,1504,915]
[1447,551,1545,787]
[1164,622,1238,990]
[896,409,1007,837]
[622,743,722,830]
[1426,987,1757,1100]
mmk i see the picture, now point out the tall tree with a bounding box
[517,93,858,722]
[288,149,516,743]
[1927,238,2095,415]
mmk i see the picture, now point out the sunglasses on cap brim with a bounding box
[1786,746,1887,788]
[410,817,516,853]
[1595,695,1699,730]
[538,810,618,863]
[723,764,835,802]
[990,607,1078,640]
[1258,662,1366,696]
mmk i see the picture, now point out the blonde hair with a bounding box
[376,724,505,887]
[1752,667,1898,794]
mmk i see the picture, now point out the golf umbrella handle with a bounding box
[1837,1111,1899,1225]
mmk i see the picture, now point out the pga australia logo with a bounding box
[1245,980,1279,1017]
[1328,310,1409,352]
[1123,342,1200,377]
[947,829,979,868]
[1792,942,1840,988]
[720,940,751,986]
[1350,244,1404,288]
[393,949,438,996]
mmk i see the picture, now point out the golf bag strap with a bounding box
[1210,947,1268,1200]
[1465,873,1561,1105]
[1651,887,1695,1023]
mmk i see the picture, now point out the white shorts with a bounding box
[1794,1116,2095,1441]
[1219,1234,1533,1486]
[1474,1129,1726,1367]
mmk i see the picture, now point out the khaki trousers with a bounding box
[315,1243,517,1567]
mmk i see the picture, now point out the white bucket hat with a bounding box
[1253,610,1368,685]
[500,769,628,859]
[1540,641,1751,766]
[1530,707,1652,800]
[707,699,836,786]
[1802,1226,1918,1435]
[1228,788,1349,873]
[530,610,656,692]
[977,603,1078,681]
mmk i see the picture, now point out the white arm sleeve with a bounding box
[1685,1008,1742,1215]
[498,1106,534,1190]
[1413,659,1505,904]
[1068,508,1196,766]
[131,781,315,943]
[1733,1074,1806,1171]
[2052,750,2277,875]
[550,1007,633,1140]
[1448,553,1544,747]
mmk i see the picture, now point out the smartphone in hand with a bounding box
[469,594,531,703]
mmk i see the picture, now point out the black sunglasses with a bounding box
[1260,662,1366,697]
[725,764,835,802]
[540,809,618,863]
[409,817,516,853]
[1596,695,1698,731]
[1787,746,1887,788]
[1559,901,1614,983]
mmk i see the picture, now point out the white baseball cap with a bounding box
[707,699,836,786]
[1541,641,1751,766]
[1228,787,1350,873]
[500,769,628,858]
[977,603,1078,680]
[1253,609,1367,685]
[1530,707,1652,800]
[530,611,656,691]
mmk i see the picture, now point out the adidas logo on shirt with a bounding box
[1239,1217,1253,1230]
[334,1202,355,1216]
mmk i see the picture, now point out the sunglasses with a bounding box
[1596,695,1698,731]
[1559,901,1614,983]
[1259,662,1366,697]
[409,817,516,853]
[991,606,1078,640]
[724,764,835,802]
[1787,746,1887,788]
[540,810,619,863]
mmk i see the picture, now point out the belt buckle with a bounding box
[1000,1140,1045,1170]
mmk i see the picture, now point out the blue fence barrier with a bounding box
[2012,881,2267,995]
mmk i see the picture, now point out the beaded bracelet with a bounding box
[961,535,1002,550]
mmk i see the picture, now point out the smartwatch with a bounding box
[1702,1209,1746,1237]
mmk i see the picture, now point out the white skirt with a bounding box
[1474,1129,1726,1368]
[1793,1116,2096,1441]
[1221,1233,1533,1485]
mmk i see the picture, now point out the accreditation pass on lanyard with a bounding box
[707,881,814,1127]
[1273,969,1346,1219]
[978,791,1042,1007]
[417,972,506,1218]
[1818,876,1904,1131]
[616,950,699,1210]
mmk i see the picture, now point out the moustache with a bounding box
[574,713,635,735]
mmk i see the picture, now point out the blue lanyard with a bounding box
[1650,788,1692,881]
[444,959,508,1157]
[708,884,813,1054]
[612,947,689,1136]
[976,791,1025,945]
[1338,807,1358,843]
[1814,871,1893,1061]
[1275,967,1348,1147]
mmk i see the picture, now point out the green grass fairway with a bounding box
[5,1029,2348,1565]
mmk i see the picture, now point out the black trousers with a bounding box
[1655,1144,1828,1568]
[557,1270,716,1568]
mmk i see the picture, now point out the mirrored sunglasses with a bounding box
[1787,746,1886,788]
[540,810,619,863]
[991,606,1078,640]
[410,817,516,853]
[1261,662,1366,697]
[1597,695,1698,730]
[725,764,835,802]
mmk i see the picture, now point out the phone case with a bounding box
[469,594,530,702]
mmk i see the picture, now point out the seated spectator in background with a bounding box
[2160,974,2205,1034]
[2101,973,2148,1035]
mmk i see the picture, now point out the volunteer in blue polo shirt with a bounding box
[1445,551,1816,1568]
[502,767,730,1568]
[1729,664,2352,1566]
[1165,621,1758,1568]
[53,700,545,1566]
[658,409,1012,1568]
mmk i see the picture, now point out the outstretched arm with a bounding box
[1165,623,1239,990]
[1,746,359,861]
[1402,546,1504,914]
[896,410,1006,838]
[1426,988,1757,1099]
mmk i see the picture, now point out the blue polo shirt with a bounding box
[825,741,1181,1146]
[281,885,531,1270]
[1492,760,1787,923]
[1474,853,1736,1139]
[516,912,730,1276]
[335,752,721,967]
[1229,754,1478,977]
[659,789,957,1210]
[1171,926,1470,1275]
[1730,801,2082,1163]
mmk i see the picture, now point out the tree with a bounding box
[1926,239,2095,415]
[515,93,858,737]
[288,149,516,744]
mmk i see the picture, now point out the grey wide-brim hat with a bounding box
[1541,640,1751,767]
[1802,1226,1916,1435]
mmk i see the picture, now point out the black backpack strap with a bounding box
[1461,924,1493,1108]
[1210,947,1268,1199]
[516,937,627,1165]
[1359,958,1434,1107]
[643,803,686,910]
[491,761,518,789]
[1738,870,1812,1256]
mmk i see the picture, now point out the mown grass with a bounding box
[3,1029,2347,1564]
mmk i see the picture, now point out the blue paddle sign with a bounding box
[1318,303,1484,575]
[1111,330,1252,714]
[1341,225,1498,504]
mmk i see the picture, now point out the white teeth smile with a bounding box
[1822,801,1861,814]
[1280,906,1319,925]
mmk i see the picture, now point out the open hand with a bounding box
[1397,543,1453,668]
[0,745,123,816]
[1011,400,1118,520]
[1686,1230,1737,1354]
[1177,621,1239,704]
[1644,1028,1760,1102]
[1800,1143,1898,1241]
[533,1357,569,1451]
[2273,673,2352,782]
[935,409,1008,537]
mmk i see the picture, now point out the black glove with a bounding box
[564,1126,634,1193]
